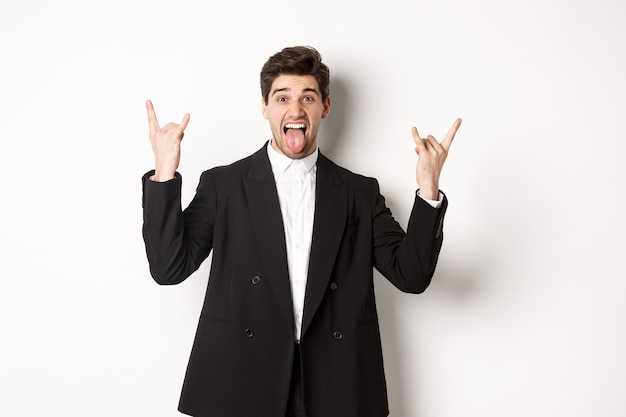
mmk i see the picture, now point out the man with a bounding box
[142,46,461,417]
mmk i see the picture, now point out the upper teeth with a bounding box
[285,123,305,129]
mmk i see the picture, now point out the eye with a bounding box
[277,97,287,102]
[303,96,314,102]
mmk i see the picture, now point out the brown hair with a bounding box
[260,46,330,104]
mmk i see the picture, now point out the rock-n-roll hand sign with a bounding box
[412,118,462,200]
[146,99,190,182]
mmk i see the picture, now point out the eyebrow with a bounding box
[271,87,320,96]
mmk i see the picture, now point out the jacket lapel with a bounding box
[301,153,347,339]
[243,145,295,335]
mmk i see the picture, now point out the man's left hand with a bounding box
[412,118,462,200]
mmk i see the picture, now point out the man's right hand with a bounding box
[146,100,190,182]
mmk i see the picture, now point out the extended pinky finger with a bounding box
[411,126,423,143]
[412,127,429,150]
[179,113,191,130]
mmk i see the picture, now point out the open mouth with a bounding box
[282,122,308,154]
[283,123,307,134]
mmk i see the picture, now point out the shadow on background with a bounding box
[318,76,350,160]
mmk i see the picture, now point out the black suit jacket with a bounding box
[142,143,447,417]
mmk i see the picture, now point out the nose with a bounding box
[287,100,305,118]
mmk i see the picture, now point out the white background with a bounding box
[1,0,625,416]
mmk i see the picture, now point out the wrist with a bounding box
[418,187,439,201]
[153,169,175,182]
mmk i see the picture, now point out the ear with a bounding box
[321,96,331,119]
[261,97,269,119]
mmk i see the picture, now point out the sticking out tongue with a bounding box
[285,128,306,154]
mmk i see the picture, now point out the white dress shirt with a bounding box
[266,141,442,341]
[267,142,317,341]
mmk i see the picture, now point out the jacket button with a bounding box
[251,276,261,285]
[333,331,343,340]
[244,328,254,338]
[330,282,338,290]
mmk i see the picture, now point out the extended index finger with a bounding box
[146,100,160,131]
[441,118,462,151]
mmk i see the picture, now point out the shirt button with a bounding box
[333,331,343,340]
[251,276,261,285]
[330,282,338,290]
[244,328,254,338]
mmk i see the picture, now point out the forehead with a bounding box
[270,74,320,94]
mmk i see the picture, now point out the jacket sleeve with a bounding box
[141,170,217,285]
[371,179,448,294]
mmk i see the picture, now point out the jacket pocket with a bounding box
[357,317,378,328]
[199,313,231,323]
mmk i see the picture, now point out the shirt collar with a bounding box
[267,140,318,175]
